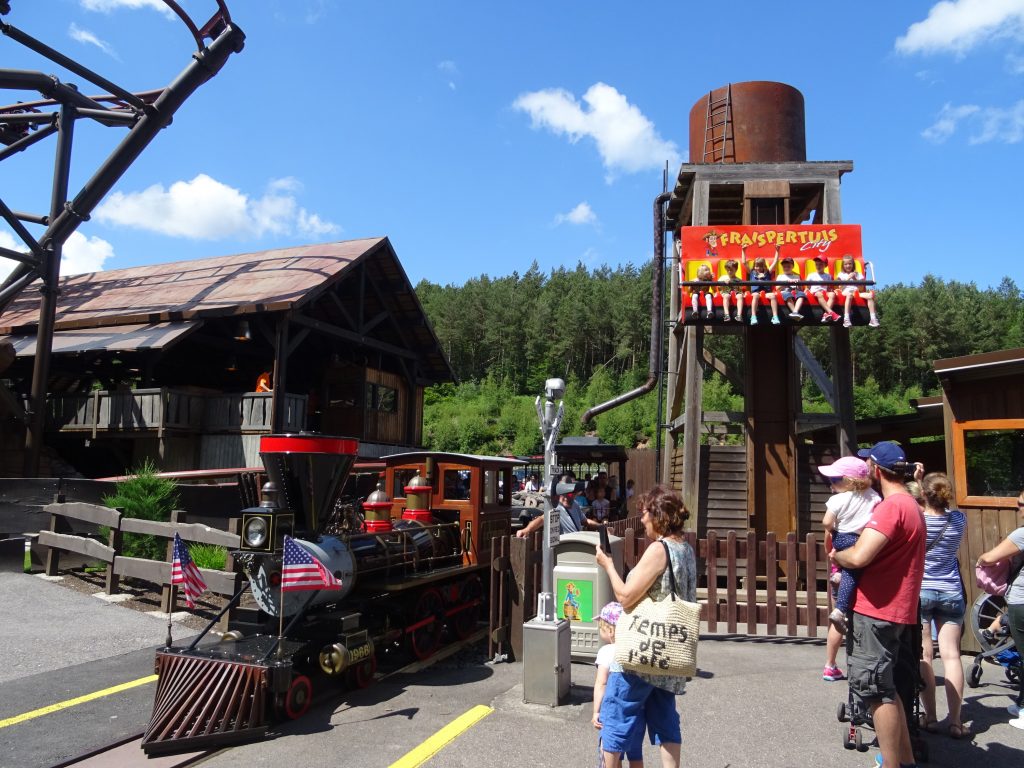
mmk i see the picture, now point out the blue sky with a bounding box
[1,0,1022,291]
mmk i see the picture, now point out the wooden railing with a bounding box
[489,521,835,662]
[46,389,306,435]
[38,502,241,616]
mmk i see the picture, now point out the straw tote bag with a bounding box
[615,541,700,678]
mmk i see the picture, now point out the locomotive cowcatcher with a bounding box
[142,434,521,755]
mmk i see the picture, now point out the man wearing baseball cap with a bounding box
[516,476,598,538]
[833,441,925,768]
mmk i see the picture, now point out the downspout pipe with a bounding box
[581,191,671,426]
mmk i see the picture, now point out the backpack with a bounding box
[976,554,1024,596]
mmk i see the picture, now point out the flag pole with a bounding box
[277,542,286,660]
[165,582,174,648]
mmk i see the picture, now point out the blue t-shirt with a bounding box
[921,509,966,593]
[557,502,585,534]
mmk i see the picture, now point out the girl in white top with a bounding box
[834,254,879,328]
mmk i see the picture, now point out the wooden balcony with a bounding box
[46,389,306,436]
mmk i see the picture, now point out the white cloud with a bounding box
[94,174,341,240]
[80,0,175,17]
[922,102,980,142]
[0,229,113,281]
[513,82,680,178]
[969,100,1024,143]
[438,60,458,91]
[68,23,118,59]
[896,0,1024,56]
[554,202,597,226]
[62,230,114,275]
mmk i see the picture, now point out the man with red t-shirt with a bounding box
[832,441,925,768]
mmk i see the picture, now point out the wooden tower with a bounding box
[663,82,864,551]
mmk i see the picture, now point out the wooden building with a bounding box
[0,238,454,476]
[935,348,1024,648]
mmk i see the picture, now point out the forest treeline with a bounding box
[415,264,1024,456]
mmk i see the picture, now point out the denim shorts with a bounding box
[600,672,681,753]
[920,588,965,625]
[780,288,806,301]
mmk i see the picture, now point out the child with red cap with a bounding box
[819,455,881,677]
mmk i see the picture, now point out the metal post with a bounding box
[23,105,74,477]
[535,378,564,621]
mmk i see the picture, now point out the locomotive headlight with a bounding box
[244,516,269,548]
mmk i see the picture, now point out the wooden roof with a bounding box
[0,237,455,383]
[934,348,1024,381]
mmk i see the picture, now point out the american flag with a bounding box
[282,536,341,592]
[171,532,207,609]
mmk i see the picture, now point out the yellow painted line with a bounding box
[0,674,157,729]
[389,704,494,768]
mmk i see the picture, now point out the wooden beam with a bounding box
[681,326,704,515]
[702,347,744,394]
[829,326,857,453]
[290,312,418,361]
[794,335,835,408]
[286,328,310,357]
[795,412,841,434]
[271,313,290,432]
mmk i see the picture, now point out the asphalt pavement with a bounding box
[2,571,1023,768]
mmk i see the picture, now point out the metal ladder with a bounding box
[702,83,733,163]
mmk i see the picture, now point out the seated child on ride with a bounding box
[833,254,879,328]
[591,485,611,523]
[818,456,881,632]
[691,264,714,319]
[718,259,743,323]
[805,256,841,323]
[743,244,780,325]
[775,256,807,320]
[593,602,644,768]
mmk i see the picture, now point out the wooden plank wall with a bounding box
[365,367,406,445]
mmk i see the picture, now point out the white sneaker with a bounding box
[1009,702,1021,717]
[1010,716,1024,730]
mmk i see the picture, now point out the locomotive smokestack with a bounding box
[259,433,359,535]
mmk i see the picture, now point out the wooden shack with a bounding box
[935,348,1024,649]
[0,238,454,476]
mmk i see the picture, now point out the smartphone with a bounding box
[599,525,611,555]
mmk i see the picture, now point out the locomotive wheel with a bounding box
[450,576,483,640]
[347,656,377,689]
[409,588,445,660]
[278,674,312,720]
[968,664,982,688]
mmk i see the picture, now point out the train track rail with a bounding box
[48,629,487,768]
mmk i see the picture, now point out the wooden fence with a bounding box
[37,502,241,615]
[489,518,835,662]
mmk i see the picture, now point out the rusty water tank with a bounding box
[688,81,805,164]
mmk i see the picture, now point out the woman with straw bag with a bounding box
[595,485,696,768]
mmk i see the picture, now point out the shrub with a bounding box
[189,543,227,571]
[102,459,179,561]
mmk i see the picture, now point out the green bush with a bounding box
[102,459,179,561]
[189,543,227,571]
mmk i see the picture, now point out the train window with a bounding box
[483,470,498,504]
[964,427,1024,498]
[366,383,398,413]
[443,470,471,500]
[393,468,419,499]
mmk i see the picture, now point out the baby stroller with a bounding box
[836,617,929,763]
[966,593,1023,696]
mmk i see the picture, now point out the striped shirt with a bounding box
[921,509,966,593]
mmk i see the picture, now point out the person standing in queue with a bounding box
[594,485,696,768]
[831,441,926,768]
[517,477,597,538]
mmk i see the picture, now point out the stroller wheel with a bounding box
[837,702,849,722]
[855,729,868,752]
[841,724,855,750]
[968,664,983,688]
[1006,666,1020,684]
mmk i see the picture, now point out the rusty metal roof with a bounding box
[3,321,198,356]
[0,238,382,332]
[0,237,455,383]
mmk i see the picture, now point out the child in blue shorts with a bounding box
[593,602,644,768]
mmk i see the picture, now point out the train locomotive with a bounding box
[142,433,519,755]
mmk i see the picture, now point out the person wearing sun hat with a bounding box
[833,441,926,768]
[592,601,643,768]
[818,454,881,680]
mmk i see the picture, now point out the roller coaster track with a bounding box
[0,1,244,476]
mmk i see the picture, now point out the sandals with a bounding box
[918,714,940,733]
[948,723,971,740]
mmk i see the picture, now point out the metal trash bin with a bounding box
[553,530,624,661]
